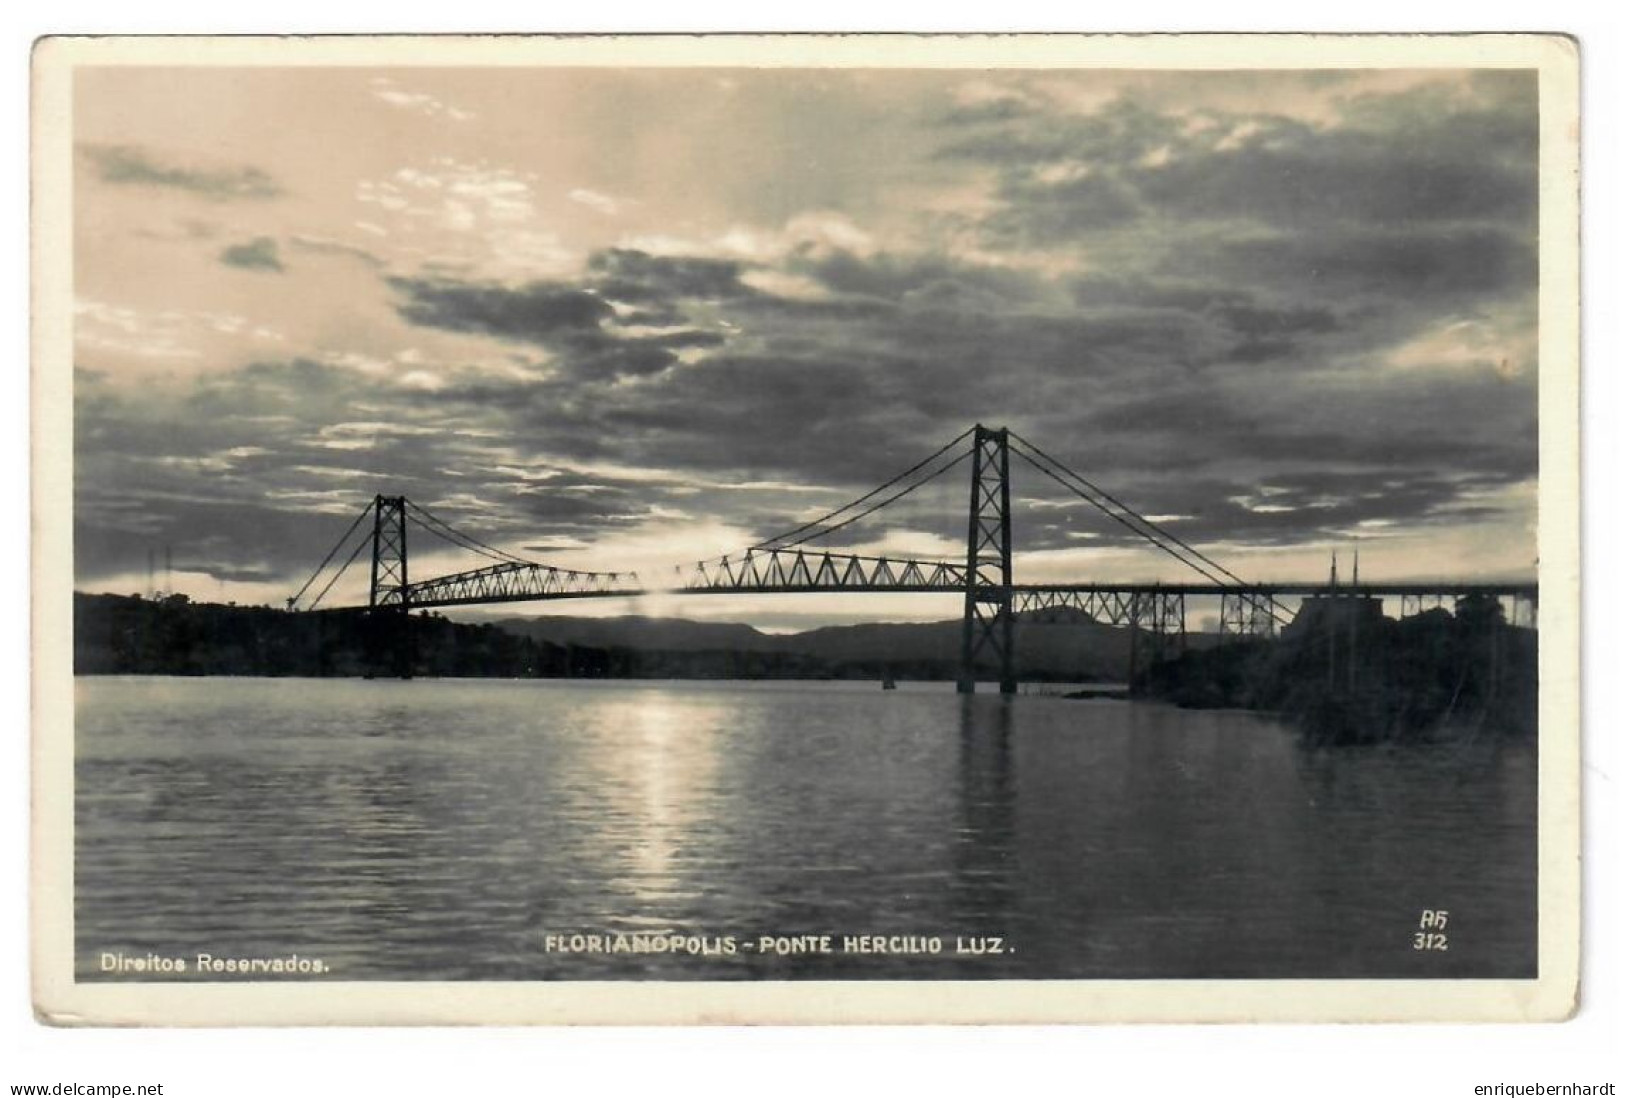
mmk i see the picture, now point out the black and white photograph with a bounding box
[31,33,1580,1025]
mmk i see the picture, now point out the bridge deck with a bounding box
[343,579,1537,612]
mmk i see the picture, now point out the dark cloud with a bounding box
[733,293,897,324]
[983,174,1146,241]
[219,237,285,273]
[1072,365,1538,492]
[1137,136,1533,230]
[1188,226,1535,303]
[571,340,678,380]
[588,248,754,303]
[945,76,1536,247]
[390,277,613,340]
[389,271,739,385]
[1069,275,1249,315]
[790,249,1039,306]
[79,143,283,200]
[1212,303,1339,340]
[615,305,688,328]
[194,563,282,583]
[653,329,727,350]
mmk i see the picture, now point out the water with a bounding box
[75,677,1537,981]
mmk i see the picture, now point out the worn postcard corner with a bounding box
[31,32,1580,1026]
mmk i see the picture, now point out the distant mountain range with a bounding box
[72,590,1225,683]
[487,608,1221,681]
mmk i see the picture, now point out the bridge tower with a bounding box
[958,425,1016,695]
[369,495,412,678]
[369,495,410,609]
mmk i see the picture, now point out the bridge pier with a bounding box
[388,606,413,680]
[1127,590,1186,694]
[958,425,1016,695]
[1219,591,1276,641]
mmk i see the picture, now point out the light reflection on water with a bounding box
[75,677,1536,981]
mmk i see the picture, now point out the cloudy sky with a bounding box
[72,64,1539,629]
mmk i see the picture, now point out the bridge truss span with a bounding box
[1015,581,1539,636]
[385,546,976,610]
[677,548,968,595]
[402,560,644,609]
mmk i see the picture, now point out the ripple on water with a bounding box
[74,677,1537,981]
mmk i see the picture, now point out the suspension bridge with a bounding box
[287,425,1538,691]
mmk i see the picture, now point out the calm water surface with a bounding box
[76,677,1536,980]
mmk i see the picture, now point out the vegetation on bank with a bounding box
[1135,594,1536,744]
[78,593,551,678]
[72,593,955,681]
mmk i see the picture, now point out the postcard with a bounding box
[32,33,1580,1024]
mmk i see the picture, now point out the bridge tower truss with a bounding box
[1219,591,1277,639]
[369,495,412,678]
[958,425,1016,695]
[370,495,410,608]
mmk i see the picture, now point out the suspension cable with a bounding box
[760,449,971,550]
[1010,446,1235,588]
[408,499,635,579]
[753,426,975,550]
[406,501,525,563]
[406,500,534,566]
[287,499,373,610]
[307,522,374,610]
[1012,431,1255,589]
[402,510,510,565]
[1010,433,1290,622]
